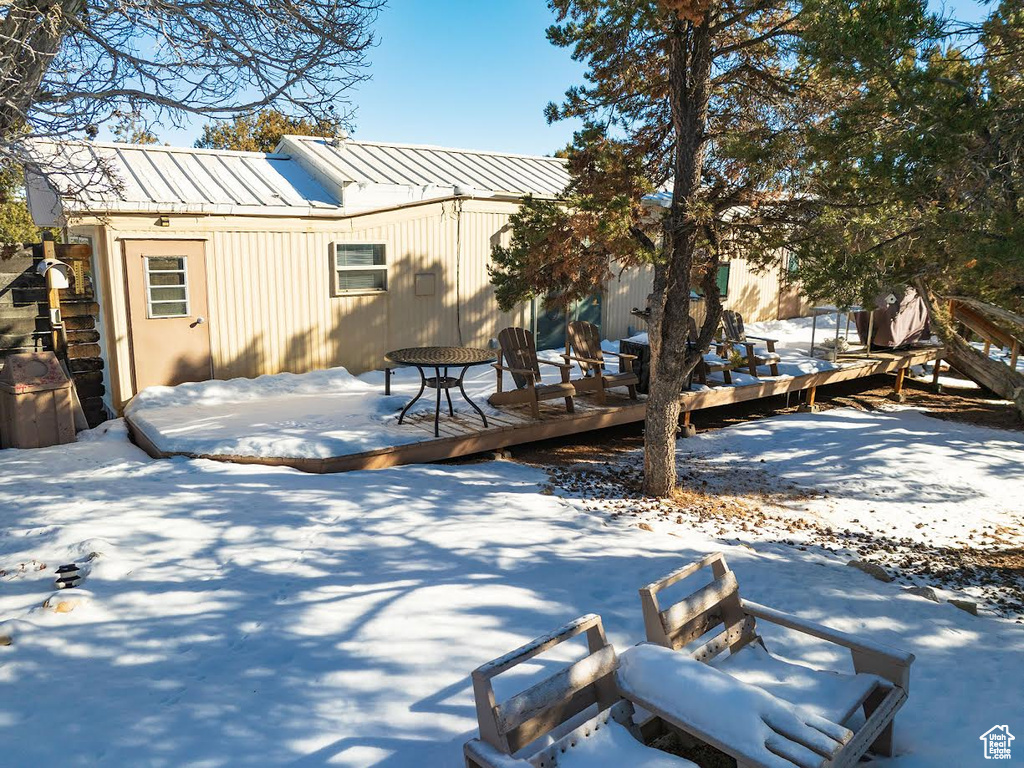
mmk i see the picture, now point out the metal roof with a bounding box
[280,136,570,198]
[26,140,341,217]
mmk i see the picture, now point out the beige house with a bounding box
[27,136,802,412]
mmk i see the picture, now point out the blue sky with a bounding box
[155,0,988,156]
[345,0,586,155]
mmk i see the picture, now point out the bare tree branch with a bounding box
[1,0,383,192]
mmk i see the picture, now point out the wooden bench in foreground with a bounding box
[465,614,696,768]
[634,553,914,767]
[464,553,914,768]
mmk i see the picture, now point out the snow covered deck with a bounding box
[124,338,943,474]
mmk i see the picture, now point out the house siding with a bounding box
[83,200,542,408]
[603,261,655,340]
[77,201,804,411]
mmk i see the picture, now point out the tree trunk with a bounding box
[641,14,715,497]
[0,2,77,139]
[643,367,684,495]
[643,264,699,495]
[914,279,1024,418]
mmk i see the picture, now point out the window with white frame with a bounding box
[144,256,190,318]
[333,243,387,294]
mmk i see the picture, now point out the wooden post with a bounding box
[889,366,908,403]
[680,409,696,438]
[42,238,68,359]
[893,366,906,395]
[1011,340,1020,373]
[798,385,818,412]
[931,357,942,390]
[41,238,87,431]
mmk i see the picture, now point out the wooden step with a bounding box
[0,316,41,336]
[1,328,100,345]
[0,269,44,283]
[73,375,105,400]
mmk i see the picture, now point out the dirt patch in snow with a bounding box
[832,374,1023,432]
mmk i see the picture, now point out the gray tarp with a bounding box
[855,287,931,349]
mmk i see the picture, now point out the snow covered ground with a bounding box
[0,412,1022,767]
[680,407,1024,613]
[679,407,1024,552]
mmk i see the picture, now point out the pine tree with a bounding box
[494,0,873,496]
[1,159,42,252]
[789,0,1024,412]
[195,110,342,154]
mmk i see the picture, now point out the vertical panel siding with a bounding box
[602,256,788,339]
[96,201,672,406]
[603,261,654,340]
[725,258,781,322]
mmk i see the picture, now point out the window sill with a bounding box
[332,289,388,298]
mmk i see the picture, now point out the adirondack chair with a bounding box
[720,311,781,377]
[622,553,914,768]
[489,327,576,418]
[563,320,639,404]
[464,614,697,768]
[688,317,732,386]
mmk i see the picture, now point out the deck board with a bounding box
[126,345,942,473]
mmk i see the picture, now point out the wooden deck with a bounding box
[126,345,942,473]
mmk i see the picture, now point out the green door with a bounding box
[534,293,603,351]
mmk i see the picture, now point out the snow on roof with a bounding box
[25,140,341,219]
[279,135,570,198]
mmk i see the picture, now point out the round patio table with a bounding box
[384,347,496,437]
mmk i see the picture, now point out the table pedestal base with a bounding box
[397,366,489,437]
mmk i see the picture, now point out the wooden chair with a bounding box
[489,327,575,418]
[720,310,781,377]
[563,320,639,405]
[624,553,914,768]
[687,317,732,386]
[465,614,697,768]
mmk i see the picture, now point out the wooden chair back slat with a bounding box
[640,553,754,656]
[639,552,725,595]
[497,327,541,389]
[495,645,618,734]
[470,614,618,755]
[567,321,603,374]
[690,616,758,664]
[654,570,736,649]
[722,310,745,342]
[661,571,739,649]
[497,644,619,752]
